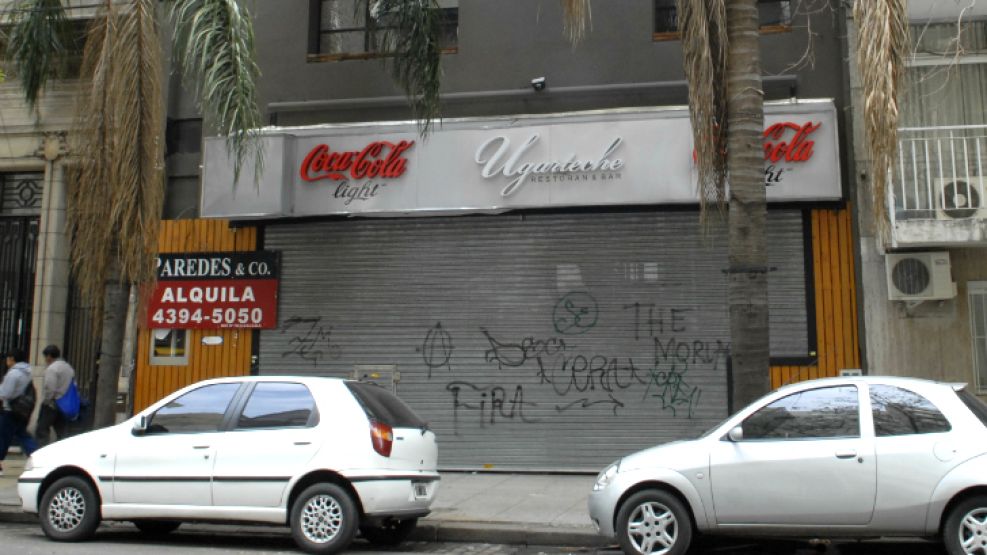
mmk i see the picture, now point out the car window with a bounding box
[148,383,240,434]
[742,385,860,440]
[345,381,426,428]
[870,385,951,436]
[235,382,318,429]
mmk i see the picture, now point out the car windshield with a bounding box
[957,387,987,428]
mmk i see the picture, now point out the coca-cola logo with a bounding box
[300,140,414,182]
[763,121,820,163]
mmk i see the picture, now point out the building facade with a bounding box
[849,1,987,392]
[0,1,100,402]
[140,0,860,470]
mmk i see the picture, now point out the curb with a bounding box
[0,504,37,525]
[0,503,609,548]
[412,520,610,548]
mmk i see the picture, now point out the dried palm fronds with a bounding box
[854,0,908,235]
[678,0,729,225]
[69,0,165,322]
[561,0,591,45]
[5,0,69,109]
[172,0,264,182]
[371,0,444,134]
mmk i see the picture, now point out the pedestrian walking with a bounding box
[0,348,38,475]
[36,344,76,446]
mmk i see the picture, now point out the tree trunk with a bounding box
[726,0,769,409]
[93,276,130,428]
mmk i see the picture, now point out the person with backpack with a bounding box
[36,344,76,446]
[0,348,38,475]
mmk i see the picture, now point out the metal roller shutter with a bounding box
[260,210,807,471]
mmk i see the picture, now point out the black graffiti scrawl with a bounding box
[281,316,342,366]
[419,322,454,378]
[423,291,726,432]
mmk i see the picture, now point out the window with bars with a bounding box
[970,282,987,392]
[311,0,458,59]
[0,173,43,216]
[654,0,792,40]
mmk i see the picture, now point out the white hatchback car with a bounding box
[589,376,987,555]
[18,376,439,554]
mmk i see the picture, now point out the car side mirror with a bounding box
[132,415,148,436]
[726,425,744,442]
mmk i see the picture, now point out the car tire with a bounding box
[944,494,987,555]
[132,520,182,535]
[290,483,358,554]
[360,517,418,546]
[615,489,693,555]
[39,475,101,542]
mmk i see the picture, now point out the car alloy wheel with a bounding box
[39,476,101,542]
[301,494,344,543]
[290,483,357,554]
[48,486,86,532]
[945,495,987,555]
[616,489,692,555]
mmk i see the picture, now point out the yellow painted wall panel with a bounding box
[771,206,860,390]
[134,220,256,413]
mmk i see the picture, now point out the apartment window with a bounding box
[902,20,987,128]
[970,282,987,392]
[311,0,458,60]
[894,21,987,217]
[150,329,188,366]
[653,0,792,41]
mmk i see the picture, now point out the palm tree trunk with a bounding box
[93,274,129,428]
[726,0,769,408]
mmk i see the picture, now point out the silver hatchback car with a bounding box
[589,376,987,555]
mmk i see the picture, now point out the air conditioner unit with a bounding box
[935,177,985,220]
[886,251,957,301]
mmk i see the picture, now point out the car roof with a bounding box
[774,375,966,394]
[190,375,354,387]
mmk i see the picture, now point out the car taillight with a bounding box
[370,420,393,457]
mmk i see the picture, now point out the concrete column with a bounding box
[29,133,71,368]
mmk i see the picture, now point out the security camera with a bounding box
[530,77,546,92]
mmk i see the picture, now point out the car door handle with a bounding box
[193,445,210,450]
[294,441,311,446]
[835,450,857,459]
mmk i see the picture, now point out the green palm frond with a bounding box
[560,0,591,45]
[678,0,729,226]
[369,0,443,134]
[69,0,165,321]
[5,0,69,109]
[172,0,263,183]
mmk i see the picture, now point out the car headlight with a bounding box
[593,460,621,491]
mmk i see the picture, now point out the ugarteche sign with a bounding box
[146,251,280,329]
[201,100,841,220]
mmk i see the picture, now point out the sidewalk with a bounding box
[0,452,607,548]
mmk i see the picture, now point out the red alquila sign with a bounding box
[300,140,415,182]
[146,252,280,329]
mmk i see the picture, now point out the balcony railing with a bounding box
[893,125,987,222]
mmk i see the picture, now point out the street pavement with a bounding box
[0,452,949,554]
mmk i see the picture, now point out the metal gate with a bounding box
[63,282,101,401]
[259,209,810,471]
[0,217,39,354]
